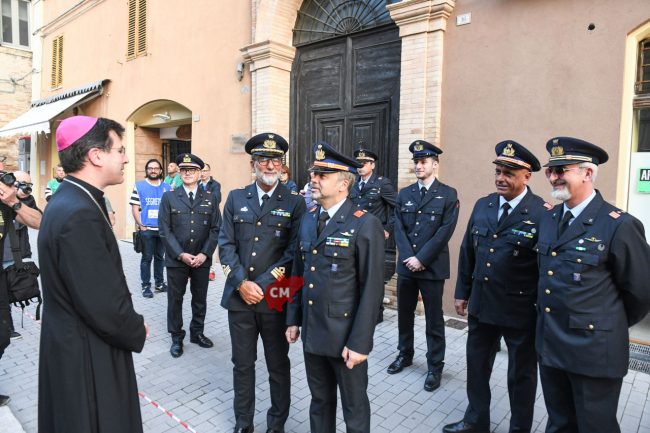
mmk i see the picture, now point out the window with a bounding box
[127,0,146,59]
[51,35,63,88]
[0,0,29,48]
[636,39,650,94]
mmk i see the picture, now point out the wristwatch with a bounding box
[11,201,22,211]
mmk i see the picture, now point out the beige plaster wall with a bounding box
[0,46,32,170]
[439,0,650,314]
[39,0,252,237]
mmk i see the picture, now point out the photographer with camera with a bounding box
[0,170,42,406]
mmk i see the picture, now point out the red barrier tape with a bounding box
[138,391,198,433]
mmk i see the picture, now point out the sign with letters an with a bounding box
[638,168,650,193]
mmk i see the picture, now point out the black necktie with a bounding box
[359,181,365,191]
[559,210,573,236]
[188,191,194,204]
[420,186,427,200]
[261,193,269,210]
[317,211,330,236]
[498,202,511,225]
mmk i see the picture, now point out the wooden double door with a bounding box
[290,25,401,189]
[290,24,402,280]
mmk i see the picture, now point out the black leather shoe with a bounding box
[190,333,214,348]
[442,420,489,433]
[233,427,253,433]
[265,429,284,433]
[423,370,441,392]
[170,342,183,358]
[0,395,10,406]
[386,354,413,374]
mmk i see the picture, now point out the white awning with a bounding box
[0,89,100,137]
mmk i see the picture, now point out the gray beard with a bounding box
[551,187,571,202]
[255,169,279,187]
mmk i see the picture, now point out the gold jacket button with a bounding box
[412,244,417,248]
[545,307,551,313]
[547,270,553,276]
[577,258,582,263]
[257,222,262,226]
[486,263,491,267]
[333,252,338,257]
[249,267,255,272]
[416,222,420,225]
[309,283,314,288]
[310,266,315,271]
[251,252,256,257]
[484,277,489,281]
[418,210,422,214]
[344,313,349,317]
[489,248,494,253]
[254,237,259,241]
[545,289,551,295]
[588,324,594,330]
[493,234,498,239]
[312,249,318,254]
[551,251,557,257]
[308,300,313,305]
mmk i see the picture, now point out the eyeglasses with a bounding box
[256,157,282,167]
[180,168,199,174]
[201,169,210,172]
[146,167,161,171]
[544,166,584,177]
[110,146,126,155]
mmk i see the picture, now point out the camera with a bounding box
[16,181,32,195]
[0,171,15,186]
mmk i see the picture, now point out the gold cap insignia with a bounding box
[358,151,366,158]
[315,144,325,161]
[503,143,515,157]
[268,134,274,139]
[551,145,564,157]
[263,139,276,149]
[183,154,192,163]
[414,142,424,151]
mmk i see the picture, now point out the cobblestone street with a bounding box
[1,233,649,433]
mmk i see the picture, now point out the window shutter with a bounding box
[57,35,63,87]
[136,0,146,55]
[50,35,63,88]
[127,0,136,58]
[50,37,58,87]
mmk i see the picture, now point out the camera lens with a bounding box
[0,172,15,186]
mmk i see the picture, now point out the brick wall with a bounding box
[0,46,32,170]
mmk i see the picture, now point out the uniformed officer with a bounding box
[388,140,459,392]
[286,141,385,433]
[218,133,306,433]
[159,153,221,358]
[443,141,547,433]
[349,148,397,240]
[536,137,650,433]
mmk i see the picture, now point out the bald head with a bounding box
[14,171,31,183]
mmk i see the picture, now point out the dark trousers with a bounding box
[0,273,9,358]
[396,276,445,372]
[228,310,290,430]
[166,266,209,342]
[464,315,537,432]
[140,229,165,288]
[539,365,622,433]
[304,352,370,433]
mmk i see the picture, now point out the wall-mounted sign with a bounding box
[638,168,650,193]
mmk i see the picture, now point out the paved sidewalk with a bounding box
[1,235,649,432]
